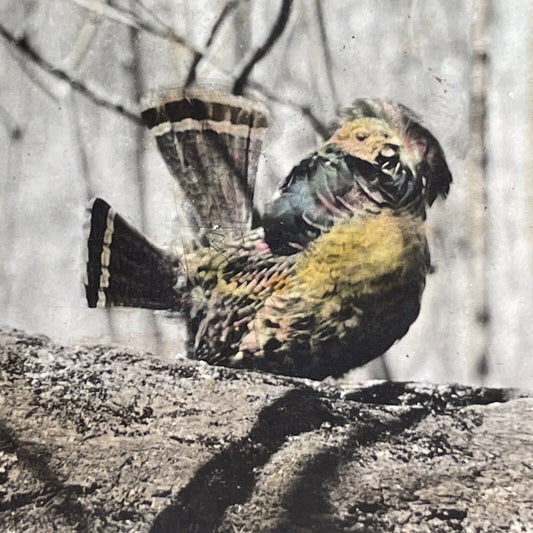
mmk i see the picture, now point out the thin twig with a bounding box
[0,24,142,125]
[66,0,199,54]
[298,105,329,140]
[186,0,241,87]
[131,0,183,37]
[248,81,328,139]
[5,42,61,103]
[62,0,107,70]
[66,92,94,201]
[314,0,338,108]
[233,0,293,95]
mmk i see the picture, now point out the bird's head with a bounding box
[326,99,452,207]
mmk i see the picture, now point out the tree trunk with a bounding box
[0,328,531,532]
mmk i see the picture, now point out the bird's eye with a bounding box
[356,132,369,141]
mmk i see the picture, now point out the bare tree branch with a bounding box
[233,0,293,95]
[4,41,62,103]
[62,0,108,70]
[186,0,242,87]
[66,93,94,200]
[467,0,491,382]
[314,0,339,108]
[128,1,164,352]
[131,0,185,38]
[0,115,24,312]
[0,24,142,125]
[295,104,329,140]
[1,5,327,138]
[62,0,326,133]
[66,0,201,54]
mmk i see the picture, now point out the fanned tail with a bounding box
[85,198,181,310]
[141,88,268,240]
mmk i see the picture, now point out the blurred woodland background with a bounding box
[0,0,532,388]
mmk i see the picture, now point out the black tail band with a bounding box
[85,198,181,310]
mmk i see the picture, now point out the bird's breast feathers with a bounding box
[292,209,428,300]
[218,209,430,376]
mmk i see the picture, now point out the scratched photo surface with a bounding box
[1,0,532,387]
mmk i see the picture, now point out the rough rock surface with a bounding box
[0,328,531,532]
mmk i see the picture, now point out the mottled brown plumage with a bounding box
[85,91,451,379]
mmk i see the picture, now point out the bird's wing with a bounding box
[262,145,422,255]
[189,238,296,365]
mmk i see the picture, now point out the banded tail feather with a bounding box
[141,88,268,239]
[85,198,181,310]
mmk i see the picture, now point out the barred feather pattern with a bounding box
[85,198,181,310]
[141,89,268,242]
